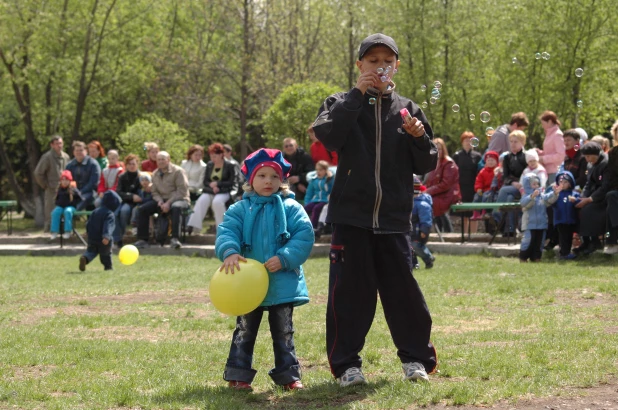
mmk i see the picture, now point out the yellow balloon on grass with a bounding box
[209,258,269,316]
[119,244,139,265]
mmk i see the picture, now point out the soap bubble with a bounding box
[422,101,428,108]
[369,97,376,105]
[535,52,541,60]
[577,99,583,108]
[421,84,427,92]
[377,67,384,74]
[430,97,437,104]
[469,114,476,121]
[433,81,442,89]
[380,75,388,82]
[542,52,550,60]
[431,88,440,97]
[574,144,580,151]
[480,111,491,123]
[485,127,495,136]
[575,68,584,77]
[435,92,441,100]
[470,137,480,148]
[512,57,518,64]
[606,232,611,239]
[393,68,398,74]
[452,104,460,112]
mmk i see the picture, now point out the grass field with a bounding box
[1,254,617,409]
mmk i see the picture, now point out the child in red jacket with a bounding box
[471,151,499,220]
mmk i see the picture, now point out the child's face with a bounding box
[252,166,281,197]
[316,166,327,178]
[108,153,118,166]
[485,157,497,168]
[527,159,538,169]
[509,137,523,153]
[559,179,572,190]
[563,136,577,150]
[140,179,150,189]
[530,180,540,189]
[60,178,70,187]
[356,46,399,90]
[148,148,159,161]
[462,138,472,151]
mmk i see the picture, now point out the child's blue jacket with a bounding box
[412,193,433,236]
[546,171,579,225]
[87,190,120,242]
[215,190,314,307]
[520,174,552,230]
[305,175,333,204]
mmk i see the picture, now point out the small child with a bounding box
[95,150,124,207]
[519,173,552,262]
[411,177,435,269]
[130,172,153,232]
[50,170,81,240]
[304,160,334,234]
[79,190,120,271]
[471,151,499,220]
[545,171,579,260]
[519,149,548,189]
[215,148,314,391]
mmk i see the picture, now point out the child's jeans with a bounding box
[50,206,76,233]
[411,237,434,266]
[304,202,327,228]
[223,303,301,386]
[519,229,545,261]
[82,242,113,270]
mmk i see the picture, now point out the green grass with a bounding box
[1,254,617,409]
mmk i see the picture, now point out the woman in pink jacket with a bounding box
[536,110,565,187]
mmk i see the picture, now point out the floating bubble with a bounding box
[574,144,580,151]
[369,97,376,105]
[480,111,491,123]
[577,99,583,108]
[421,84,427,92]
[470,137,480,148]
[452,104,460,112]
[435,92,441,100]
[431,88,440,97]
[422,101,428,108]
[606,232,611,239]
[542,52,550,60]
[380,75,388,82]
[485,127,495,136]
[433,81,442,89]
[575,68,584,77]
[377,67,384,74]
[386,66,392,72]
[430,97,437,104]
[535,52,541,60]
[393,68,398,74]
[397,128,404,134]
[469,114,476,121]
[512,57,518,64]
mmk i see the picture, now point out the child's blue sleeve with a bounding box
[304,180,315,204]
[103,212,115,241]
[276,200,315,271]
[418,203,433,233]
[520,194,533,209]
[215,202,244,261]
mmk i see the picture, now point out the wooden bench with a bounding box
[60,210,92,248]
[450,202,521,245]
[0,200,17,235]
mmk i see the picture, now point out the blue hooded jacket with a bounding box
[412,193,433,238]
[215,190,314,307]
[546,171,580,225]
[520,173,552,230]
[87,190,120,242]
[305,175,334,204]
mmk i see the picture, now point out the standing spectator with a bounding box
[488,112,529,154]
[308,125,338,165]
[604,132,618,255]
[453,131,482,233]
[411,177,435,269]
[133,151,190,249]
[65,141,101,211]
[113,154,141,248]
[425,138,461,233]
[282,138,314,201]
[141,142,159,172]
[49,170,80,240]
[88,140,108,171]
[562,129,588,190]
[535,110,565,186]
[573,142,610,256]
[304,160,334,233]
[519,174,552,262]
[186,143,237,235]
[34,135,70,232]
[492,131,528,237]
[181,144,207,201]
[78,191,120,272]
[95,150,124,207]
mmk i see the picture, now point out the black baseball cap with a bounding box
[358,33,399,60]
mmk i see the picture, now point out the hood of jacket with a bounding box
[102,190,121,212]
[522,173,541,195]
[554,170,575,189]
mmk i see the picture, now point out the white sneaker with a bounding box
[337,367,367,387]
[402,362,429,382]
[603,244,618,255]
[62,233,71,239]
[131,227,137,236]
[50,233,58,240]
[170,238,182,249]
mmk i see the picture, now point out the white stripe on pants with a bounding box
[187,192,230,231]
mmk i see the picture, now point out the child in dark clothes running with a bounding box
[79,190,121,271]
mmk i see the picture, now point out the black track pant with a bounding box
[326,224,437,378]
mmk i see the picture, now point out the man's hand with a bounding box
[297,184,307,193]
[402,116,425,138]
[133,194,142,203]
[477,189,483,195]
[287,176,300,184]
[220,254,248,274]
[355,71,380,94]
[420,232,427,239]
[264,256,282,272]
[161,201,171,213]
[575,197,592,208]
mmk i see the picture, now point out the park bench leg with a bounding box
[488,212,506,246]
[8,206,13,235]
[434,223,444,243]
[460,213,465,243]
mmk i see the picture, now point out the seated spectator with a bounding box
[141,142,159,172]
[181,144,207,201]
[492,130,527,237]
[573,142,609,256]
[223,143,245,202]
[95,150,124,208]
[562,129,588,190]
[519,149,547,189]
[187,143,237,234]
[590,135,611,153]
[304,160,333,235]
[88,140,108,171]
[453,131,482,233]
[66,141,101,211]
[282,137,314,201]
[411,177,435,269]
[471,150,499,220]
[308,125,338,165]
[488,112,529,154]
[50,170,81,240]
[130,172,154,234]
[133,152,190,249]
[113,154,141,248]
[425,138,461,233]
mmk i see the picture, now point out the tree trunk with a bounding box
[239,0,251,159]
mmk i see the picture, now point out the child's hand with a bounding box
[420,232,427,239]
[568,196,576,203]
[402,116,425,138]
[477,189,483,195]
[220,254,247,274]
[355,71,380,94]
[553,185,562,194]
[102,238,110,245]
[264,256,282,273]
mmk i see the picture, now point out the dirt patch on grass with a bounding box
[551,289,617,308]
[72,325,230,343]
[9,364,57,381]
[434,319,497,334]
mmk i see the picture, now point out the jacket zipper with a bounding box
[372,94,383,228]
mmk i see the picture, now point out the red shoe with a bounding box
[470,211,482,221]
[228,380,252,390]
[283,380,304,390]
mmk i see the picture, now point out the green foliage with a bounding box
[262,82,340,148]
[116,115,190,164]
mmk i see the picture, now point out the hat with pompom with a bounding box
[413,176,426,194]
[60,170,73,181]
[241,148,292,185]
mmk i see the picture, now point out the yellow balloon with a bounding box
[119,244,139,265]
[209,258,269,316]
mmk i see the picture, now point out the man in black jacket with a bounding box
[313,33,438,387]
[282,138,314,201]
